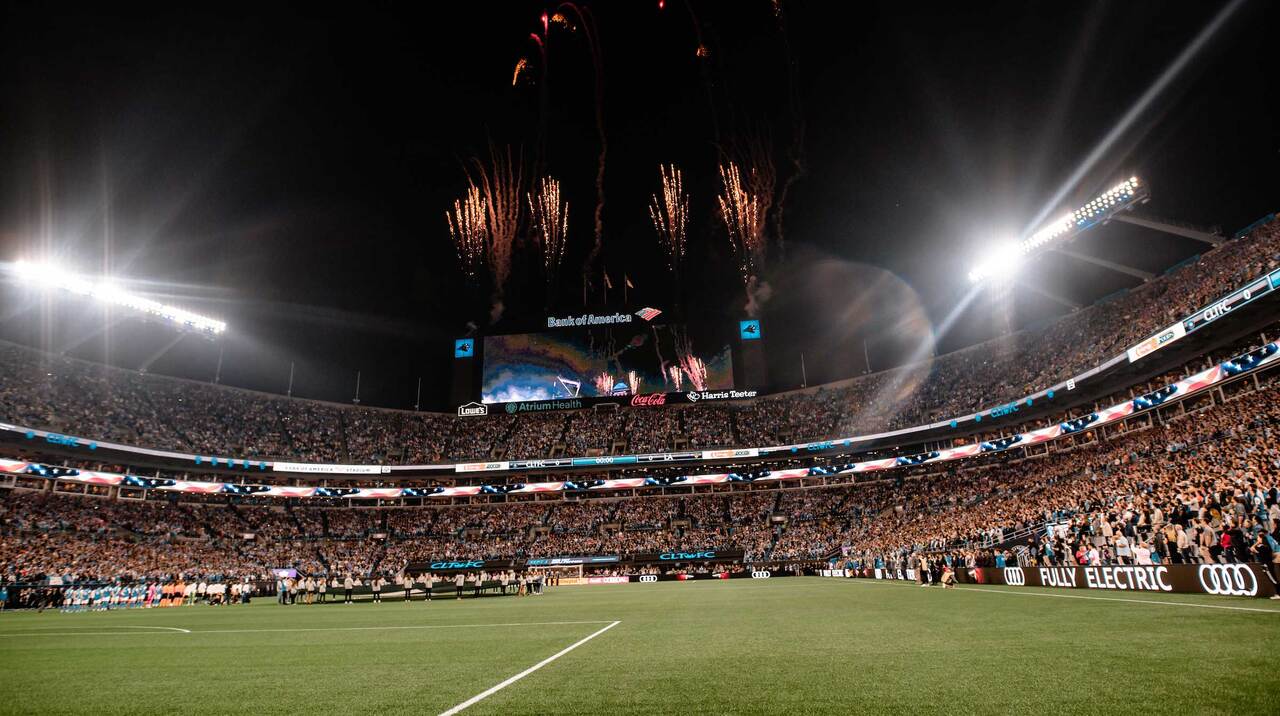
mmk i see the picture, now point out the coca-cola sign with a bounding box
[630,393,668,407]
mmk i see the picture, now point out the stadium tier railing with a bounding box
[4,336,1277,500]
[3,262,1278,477]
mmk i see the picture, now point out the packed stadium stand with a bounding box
[1,219,1276,464]
[1,217,1279,598]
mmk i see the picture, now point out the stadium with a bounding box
[1,3,1278,715]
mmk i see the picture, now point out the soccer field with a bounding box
[2,578,1277,715]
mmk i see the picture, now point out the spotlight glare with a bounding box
[968,176,1144,283]
[8,260,226,334]
[967,242,1024,283]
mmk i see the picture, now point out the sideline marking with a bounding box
[842,577,1280,614]
[0,625,193,637]
[0,620,613,639]
[437,620,621,716]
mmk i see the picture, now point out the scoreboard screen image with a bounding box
[481,324,733,404]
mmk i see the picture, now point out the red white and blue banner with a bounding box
[5,340,1275,500]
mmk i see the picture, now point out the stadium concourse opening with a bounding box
[3,1,1280,713]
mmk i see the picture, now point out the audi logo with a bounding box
[1003,567,1026,586]
[638,575,658,583]
[751,571,771,579]
[1197,564,1258,597]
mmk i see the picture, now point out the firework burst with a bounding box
[467,144,524,294]
[673,329,708,391]
[648,164,688,275]
[667,364,684,391]
[628,370,641,395]
[553,3,606,276]
[549,12,573,31]
[512,57,530,86]
[593,372,615,396]
[446,186,488,281]
[681,355,708,392]
[717,161,768,287]
[528,175,569,285]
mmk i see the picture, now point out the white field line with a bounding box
[0,619,615,639]
[437,620,621,716]
[842,577,1280,614]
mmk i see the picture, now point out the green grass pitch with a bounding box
[2,578,1277,715]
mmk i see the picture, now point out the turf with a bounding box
[1,578,1278,715]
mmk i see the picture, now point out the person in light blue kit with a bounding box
[0,583,8,611]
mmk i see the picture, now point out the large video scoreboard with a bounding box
[481,313,733,404]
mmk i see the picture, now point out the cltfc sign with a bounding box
[429,560,483,570]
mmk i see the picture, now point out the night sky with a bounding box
[0,2,1275,410]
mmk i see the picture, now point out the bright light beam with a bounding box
[9,260,227,334]
[1020,0,1245,236]
[968,177,1144,283]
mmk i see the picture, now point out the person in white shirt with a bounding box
[343,575,354,604]
[317,576,327,603]
[454,572,465,600]
[1133,543,1154,565]
[1114,534,1131,564]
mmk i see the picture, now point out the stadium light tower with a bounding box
[9,260,227,335]
[968,177,1145,283]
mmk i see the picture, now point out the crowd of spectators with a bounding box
[2,219,1279,594]
[837,382,1280,574]
[12,374,1273,585]
[0,221,1274,466]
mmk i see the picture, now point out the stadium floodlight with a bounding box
[965,242,1025,284]
[11,260,227,335]
[968,177,1144,283]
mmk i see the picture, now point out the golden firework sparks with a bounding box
[528,175,569,284]
[667,364,683,391]
[549,12,573,31]
[468,144,523,294]
[446,185,487,281]
[593,372,615,396]
[717,161,767,287]
[648,164,688,275]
